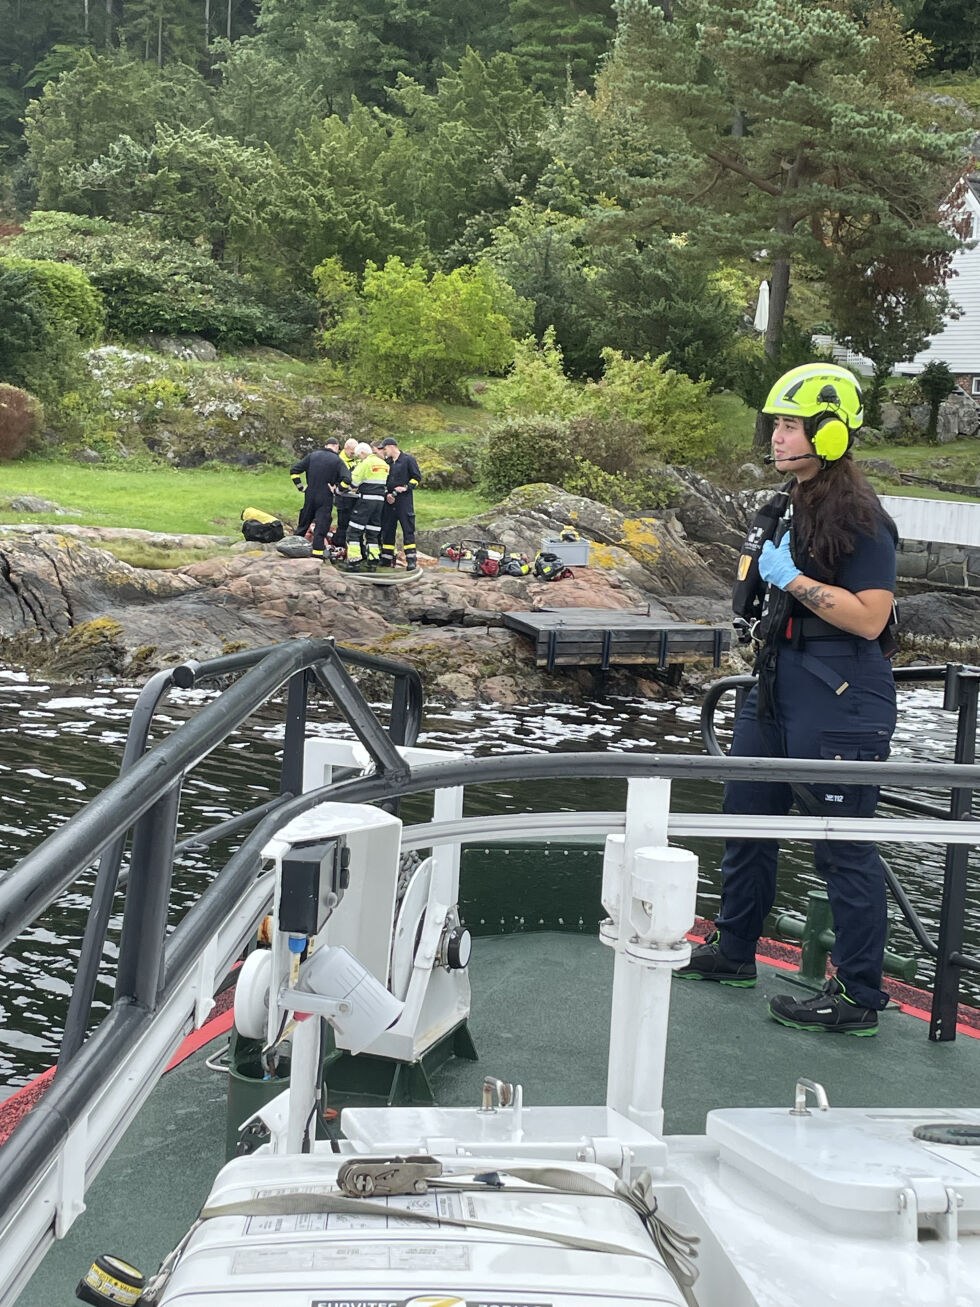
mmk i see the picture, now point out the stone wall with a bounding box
[897,538,980,590]
[878,389,980,444]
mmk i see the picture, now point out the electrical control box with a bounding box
[278,837,350,936]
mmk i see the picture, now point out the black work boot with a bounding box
[769,976,878,1036]
[344,558,362,573]
[674,931,757,987]
[405,553,418,571]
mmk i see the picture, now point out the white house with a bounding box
[894,174,980,392]
[758,176,980,390]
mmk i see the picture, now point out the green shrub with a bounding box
[485,327,578,417]
[479,415,577,499]
[564,459,679,512]
[576,350,720,464]
[487,331,722,465]
[1,257,104,342]
[0,264,49,380]
[0,261,90,410]
[918,360,957,442]
[565,414,646,474]
[8,212,315,349]
[128,377,191,422]
[0,385,44,460]
[316,257,517,401]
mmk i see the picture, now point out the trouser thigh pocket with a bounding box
[798,731,891,818]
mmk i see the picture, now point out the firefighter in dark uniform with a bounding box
[378,437,422,570]
[289,437,352,560]
[677,364,898,1038]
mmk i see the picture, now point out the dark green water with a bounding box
[0,671,973,1088]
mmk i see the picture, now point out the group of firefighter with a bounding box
[289,435,422,572]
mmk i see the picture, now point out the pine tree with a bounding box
[509,0,616,95]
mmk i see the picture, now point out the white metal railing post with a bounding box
[285,1015,322,1154]
[604,777,672,1115]
[623,846,699,1133]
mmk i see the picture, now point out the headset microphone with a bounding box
[763,452,822,465]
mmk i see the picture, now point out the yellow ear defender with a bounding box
[811,413,851,462]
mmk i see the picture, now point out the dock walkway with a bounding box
[502,606,731,672]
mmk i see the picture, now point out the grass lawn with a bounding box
[859,438,980,501]
[707,390,756,447]
[0,462,491,537]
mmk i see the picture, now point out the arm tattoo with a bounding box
[794,582,836,613]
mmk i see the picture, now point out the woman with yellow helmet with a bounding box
[677,363,898,1037]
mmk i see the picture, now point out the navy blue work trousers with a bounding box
[310,493,335,556]
[381,491,416,559]
[715,641,896,1010]
[332,493,355,548]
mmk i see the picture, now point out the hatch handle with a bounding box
[790,1078,830,1116]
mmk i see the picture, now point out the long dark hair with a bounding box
[792,453,896,579]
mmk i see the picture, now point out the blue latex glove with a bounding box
[758,536,801,590]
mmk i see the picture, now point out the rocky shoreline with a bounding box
[1,480,977,702]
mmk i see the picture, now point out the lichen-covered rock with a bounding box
[417,484,729,598]
[434,671,480,701]
[858,458,901,481]
[138,334,219,362]
[48,617,129,678]
[0,508,730,700]
[0,529,275,674]
[82,345,378,468]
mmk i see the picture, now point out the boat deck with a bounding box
[18,932,980,1305]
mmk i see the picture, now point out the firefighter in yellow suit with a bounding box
[345,442,391,571]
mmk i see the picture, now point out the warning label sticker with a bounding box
[243,1189,465,1237]
[309,1299,551,1307]
[230,1244,472,1276]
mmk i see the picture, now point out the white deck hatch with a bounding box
[707,1105,980,1238]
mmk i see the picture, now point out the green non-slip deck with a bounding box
[18,933,980,1305]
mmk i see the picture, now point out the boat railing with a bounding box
[3,645,980,1305]
[57,638,423,1066]
[701,662,980,1041]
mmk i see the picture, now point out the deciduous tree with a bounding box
[388,49,548,258]
[316,256,519,399]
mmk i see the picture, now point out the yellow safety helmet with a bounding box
[762,363,864,462]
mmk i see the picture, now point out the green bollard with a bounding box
[772,889,918,990]
[798,890,835,987]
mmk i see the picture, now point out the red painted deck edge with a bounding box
[0,981,238,1145]
[688,918,980,1038]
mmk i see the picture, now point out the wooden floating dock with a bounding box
[502,606,732,673]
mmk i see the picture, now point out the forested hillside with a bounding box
[1,0,978,501]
